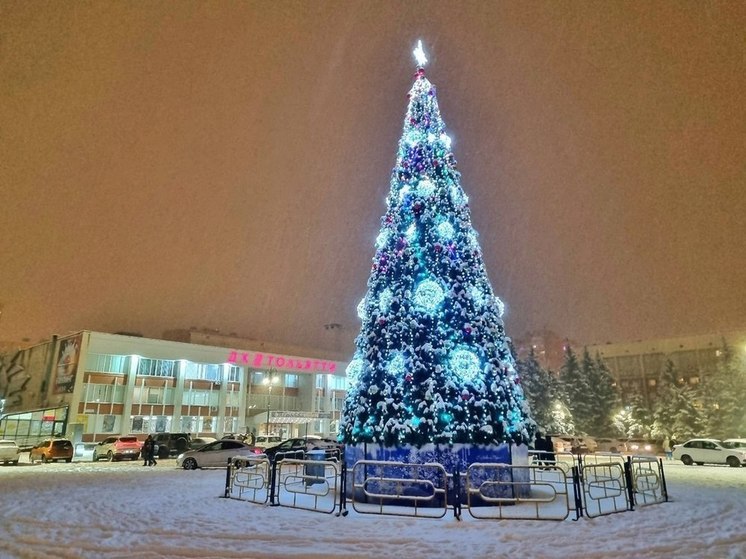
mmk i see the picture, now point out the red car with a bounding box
[93,436,142,461]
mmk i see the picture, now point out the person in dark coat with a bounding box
[533,432,547,466]
[142,435,153,467]
[544,435,556,467]
[149,439,158,466]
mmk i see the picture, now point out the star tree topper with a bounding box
[413,40,427,68]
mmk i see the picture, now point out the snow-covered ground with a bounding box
[0,455,744,559]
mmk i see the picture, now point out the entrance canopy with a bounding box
[269,410,332,424]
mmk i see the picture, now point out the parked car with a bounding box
[551,435,597,454]
[153,433,192,458]
[594,438,625,453]
[254,435,282,449]
[190,437,217,450]
[262,437,342,462]
[626,438,661,455]
[73,442,97,462]
[29,439,74,463]
[723,439,746,451]
[93,436,142,461]
[176,440,262,470]
[0,440,21,465]
[672,438,746,468]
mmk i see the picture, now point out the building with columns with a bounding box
[0,330,349,446]
[586,329,746,405]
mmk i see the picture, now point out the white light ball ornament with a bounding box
[417,179,435,197]
[436,220,454,241]
[387,352,407,376]
[494,296,505,318]
[406,223,417,241]
[357,298,367,321]
[379,288,393,313]
[346,358,364,386]
[450,185,467,206]
[413,278,445,313]
[405,130,421,146]
[376,230,390,249]
[449,347,481,383]
[470,285,486,306]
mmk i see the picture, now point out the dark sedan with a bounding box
[262,437,342,462]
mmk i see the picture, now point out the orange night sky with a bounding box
[1,2,744,354]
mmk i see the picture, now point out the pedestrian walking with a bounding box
[142,435,153,466]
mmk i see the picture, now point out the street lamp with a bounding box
[262,369,280,436]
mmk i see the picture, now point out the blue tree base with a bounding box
[344,443,530,506]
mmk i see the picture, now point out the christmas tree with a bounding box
[340,42,534,454]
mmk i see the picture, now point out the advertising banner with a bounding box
[53,334,83,394]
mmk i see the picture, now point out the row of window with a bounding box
[616,375,701,391]
[86,353,348,390]
[82,383,300,410]
[85,354,242,381]
[86,414,239,435]
[605,348,719,378]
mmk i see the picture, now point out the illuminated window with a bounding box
[329,375,347,390]
[137,358,176,378]
[86,353,129,374]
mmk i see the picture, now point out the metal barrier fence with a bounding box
[465,462,574,521]
[349,460,449,519]
[222,450,668,522]
[275,457,341,514]
[228,455,272,504]
[629,456,668,507]
[580,460,629,518]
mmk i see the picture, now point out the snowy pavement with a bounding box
[0,456,744,558]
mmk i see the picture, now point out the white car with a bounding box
[0,440,20,465]
[176,440,262,470]
[672,438,746,468]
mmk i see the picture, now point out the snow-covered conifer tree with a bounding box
[339,42,534,450]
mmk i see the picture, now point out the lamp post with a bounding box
[262,369,280,436]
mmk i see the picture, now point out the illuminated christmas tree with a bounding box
[340,42,535,458]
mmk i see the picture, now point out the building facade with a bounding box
[0,331,349,446]
[586,329,746,405]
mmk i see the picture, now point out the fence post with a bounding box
[336,461,349,517]
[658,457,669,502]
[624,456,635,511]
[268,458,279,506]
[571,465,583,519]
[223,457,233,498]
[452,467,462,521]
